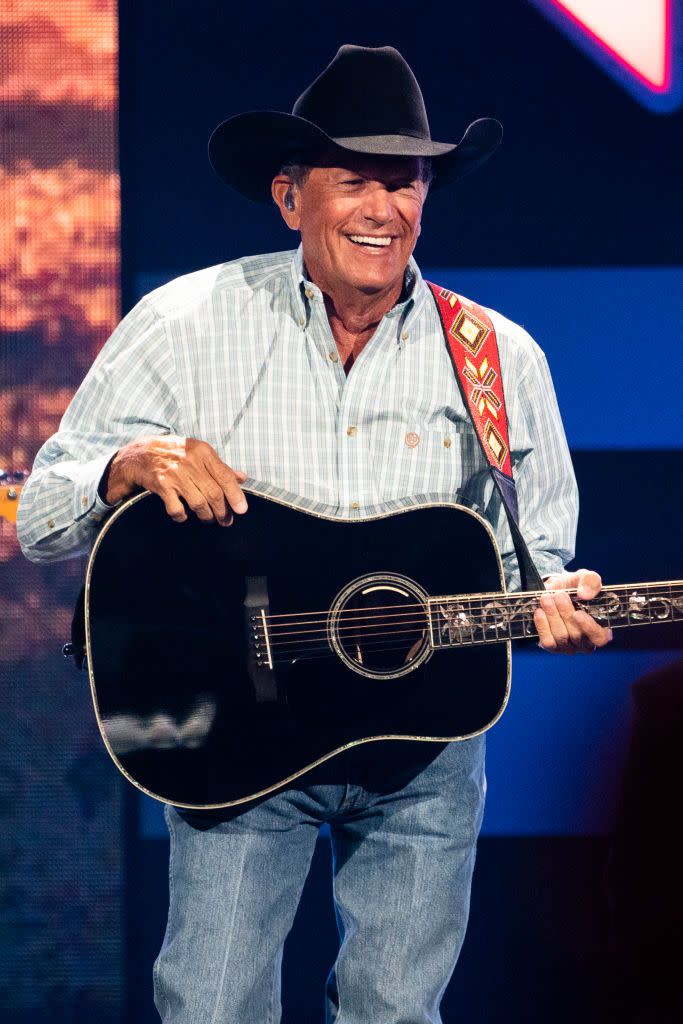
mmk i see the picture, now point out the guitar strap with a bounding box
[427,282,544,592]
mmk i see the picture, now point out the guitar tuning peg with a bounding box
[0,468,28,484]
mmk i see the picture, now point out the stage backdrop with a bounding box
[2,2,680,1022]
[0,3,123,1022]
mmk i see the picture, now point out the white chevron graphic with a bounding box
[551,0,669,88]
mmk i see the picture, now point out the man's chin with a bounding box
[355,281,388,295]
[344,268,406,296]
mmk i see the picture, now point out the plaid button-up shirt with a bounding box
[18,247,578,589]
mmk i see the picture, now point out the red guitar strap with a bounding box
[427,282,543,591]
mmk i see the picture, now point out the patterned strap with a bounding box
[427,282,544,592]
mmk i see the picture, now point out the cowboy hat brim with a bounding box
[208,111,502,203]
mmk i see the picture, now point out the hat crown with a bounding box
[292,45,431,141]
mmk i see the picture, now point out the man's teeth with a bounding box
[348,235,392,247]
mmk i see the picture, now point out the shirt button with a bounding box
[304,288,315,300]
[405,432,419,448]
[443,436,452,449]
[92,514,102,523]
[350,502,360,510]
[401,331,409,341]
[298,317,305,327]
[346,426,357,437]
[47,519,55,529]
[329,351,338,362]
[81,496,88,508]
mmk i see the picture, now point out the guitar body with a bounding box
[86,490,510,807]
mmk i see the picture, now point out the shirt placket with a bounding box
[336,313,403,514]
[299,287,346,508]
[296,263,418,515]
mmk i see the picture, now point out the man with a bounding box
[18,45,611,1023]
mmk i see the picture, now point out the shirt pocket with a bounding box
[370,416,476,502]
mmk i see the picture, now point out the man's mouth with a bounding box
[347,235,394,248]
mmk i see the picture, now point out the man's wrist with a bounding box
[97,455,116,504]
[98,450,132,505]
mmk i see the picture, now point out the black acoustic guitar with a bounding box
[80,489,682,809]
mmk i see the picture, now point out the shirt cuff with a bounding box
[533,560,567,583]
[67,451,122,524]
[503,555,566,592]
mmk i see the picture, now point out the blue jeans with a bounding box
[153,737,486,1023]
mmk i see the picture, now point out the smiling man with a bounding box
[271,153,429,371]
[18,44,611,1024]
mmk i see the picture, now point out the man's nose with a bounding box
[361,186,394,223]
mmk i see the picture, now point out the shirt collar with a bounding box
[288,244,428,335]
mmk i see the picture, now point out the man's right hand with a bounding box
[103,436,248,526]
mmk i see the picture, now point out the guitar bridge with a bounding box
[244,575,279,702]
[251,608,273,670]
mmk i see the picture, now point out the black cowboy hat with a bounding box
[209,44,502,203]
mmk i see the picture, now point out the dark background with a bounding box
[117,1,683,1021]
[118,0,683,290]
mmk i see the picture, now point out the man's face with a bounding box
[292,154,428,299]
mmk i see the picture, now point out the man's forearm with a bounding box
[17,450,119,563]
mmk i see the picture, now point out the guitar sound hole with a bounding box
[329,574,431,680]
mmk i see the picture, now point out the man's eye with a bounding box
[341,178,364,186]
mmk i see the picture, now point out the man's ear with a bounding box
[272,176,300,229]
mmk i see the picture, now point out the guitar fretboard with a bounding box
[429,581,683,649]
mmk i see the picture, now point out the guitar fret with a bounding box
[430,581,683,651]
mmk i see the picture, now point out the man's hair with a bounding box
[416,157,435,188]
[277,154,434,193]
[279,159,313,190]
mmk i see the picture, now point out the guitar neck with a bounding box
[429,580,683,649]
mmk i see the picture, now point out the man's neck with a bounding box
[322,287,398,369]
[323,286,398,333]
[303,266,408,360]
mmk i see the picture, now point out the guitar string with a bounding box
[267,615,512,643]
[264,595,671,633]
[264,598,683,634]
[260,577,683,614]
[258,581,683,618]
[261,606,680,650]
[260,593,682,642]
[267,609,671,664]
[264,597,544,622]
[268,624,430,646]
[263,586,683,621]
[268,631,512,660]
[262,596,541,618]
[258,581,683,626]
[263,607,681,645]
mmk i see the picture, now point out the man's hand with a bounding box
[103,435,248,526]
[534,569,613,654]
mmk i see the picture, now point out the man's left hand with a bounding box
[534,569,613,654]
